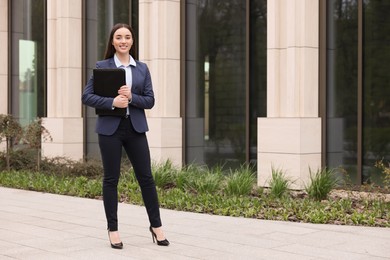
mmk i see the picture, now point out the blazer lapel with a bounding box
[108,58,117,68]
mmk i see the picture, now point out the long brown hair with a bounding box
[103,23,138,60]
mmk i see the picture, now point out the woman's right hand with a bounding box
[113,95,129,108]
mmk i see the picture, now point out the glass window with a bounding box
[326,0,358,183]
[11,0,46,126]
[186,0,247,168]
[249,1,267,163]
[185,0,267,168]
[84,0,138,159]
[362,0,390,184]
[326,0,390,185]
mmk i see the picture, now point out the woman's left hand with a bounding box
[118,85,132,101]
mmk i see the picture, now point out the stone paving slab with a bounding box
[0,187,389,260]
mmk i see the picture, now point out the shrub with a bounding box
[0,149,36,171]
[224,165,256,196]
[174,169,190,190]
[152,160,176,189]
[305,168,339,201]
[180,164,223,194]
[23,118,52,171]
[269,167,290,198]
[375,159,390,189]
[0,114,23,170]
[39,157,104,177]
[66,159,104,177]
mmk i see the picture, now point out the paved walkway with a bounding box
[0,187,389,260]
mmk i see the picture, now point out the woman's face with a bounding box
[112,27,133,55]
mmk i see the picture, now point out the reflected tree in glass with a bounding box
[363,0,390,184]
[196,0,247,166]
[327,0,359,183]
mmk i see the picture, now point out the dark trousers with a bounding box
[98,117,162,231]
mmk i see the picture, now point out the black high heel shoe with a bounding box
[108,230,123,249]
[149,226,170,246]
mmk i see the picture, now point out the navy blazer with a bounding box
[82,58,155,135]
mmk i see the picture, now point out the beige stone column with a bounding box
[0,0,8,151]
[0,0,8,115]
[139,0,182,166]
[258,0,321,189]
[42,0,83,160]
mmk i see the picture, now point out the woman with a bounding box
[82,23,169,249]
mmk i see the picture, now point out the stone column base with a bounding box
[147,117,182,167]
[257,117,322,189]
[41,117,83,161]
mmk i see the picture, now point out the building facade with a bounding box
[1,0,389,188]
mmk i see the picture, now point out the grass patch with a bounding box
[268,167,290,199]
[184,165,224,194]
[224,165,256,196]
[0,159,389,228]
[0,171,102,198]
[305,168,339,201]
[152,160,176,189]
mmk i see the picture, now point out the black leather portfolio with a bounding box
[93,68,127,116]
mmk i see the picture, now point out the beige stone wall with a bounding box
[139,0,183,166]
[259,0,321,189]
[42,0,83,161]
[0,0,7,151]
[0,0,8,116]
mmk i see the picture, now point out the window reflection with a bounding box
[327,0,390,185]
[249,0,267,163]
[19,40,37,126]
[185,0,267,168]
[186,0,247,167]
[362,0,390,184]
[327,0,358,183]
[11,0,45,126]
